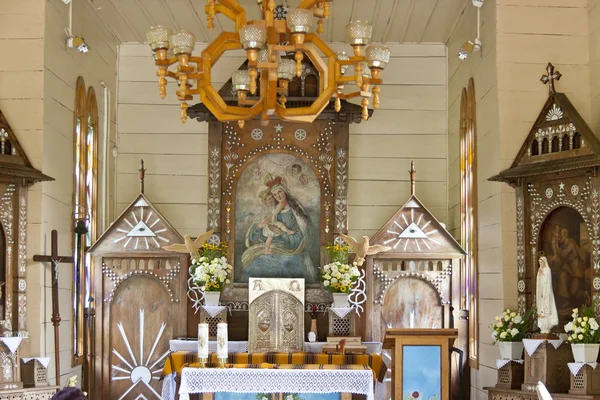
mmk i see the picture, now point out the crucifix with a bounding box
[540,62,562,94]
[33,230,74,385]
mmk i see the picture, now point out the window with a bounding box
[72,77,98,367]
[459,78,478,368]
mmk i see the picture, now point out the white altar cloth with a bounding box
[176,366,375,400]
[169,340,383,354]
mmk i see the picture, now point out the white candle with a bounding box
[198,323,209,359]
[217,322,228,359]
[409,311,415,329]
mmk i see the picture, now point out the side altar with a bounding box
[489,64,600,398]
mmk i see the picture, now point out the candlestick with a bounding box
[217,322,228,367]
[198,323,209,367]
[409,311,415,329]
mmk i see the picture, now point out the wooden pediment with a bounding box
[89,193,183,256]
[490,65,600,184]
[370,194,465,258]
[0,109,53,184]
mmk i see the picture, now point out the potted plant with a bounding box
[491,308,533,360]
[565,305,600,363]
[320,243,361,308]
[190,241,232,306]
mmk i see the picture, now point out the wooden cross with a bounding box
[408,161,417,196]
[540,62,562,94]
[33,230,74,385]
[139,159,146,194]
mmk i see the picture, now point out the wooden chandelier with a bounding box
[146,0,390,126]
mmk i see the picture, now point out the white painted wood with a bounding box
[87,0,469,43]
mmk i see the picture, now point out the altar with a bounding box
[161,351,387,400]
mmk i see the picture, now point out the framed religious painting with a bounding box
[204,118,351,306]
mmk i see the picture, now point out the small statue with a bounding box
[536,253,558,334]
[339,233,391,266]
[163,229,214,258]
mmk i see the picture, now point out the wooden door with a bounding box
[109,275,173,399]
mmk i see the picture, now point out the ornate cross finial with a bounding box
[409,161,416,196]
[540,62,562,94]
[139,159,146,194]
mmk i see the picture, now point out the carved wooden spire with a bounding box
[540,62,562,94]
[409,161,416,196]
[139,159,146,194]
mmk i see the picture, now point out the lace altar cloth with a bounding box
[0,337,23,354]
[330,307,353,318]
[170,340,382,354]
[201,305,227,318]
[21,357,51,368]
[176,366,375,400]
[495,359,524,369]
[522,338,566,357]
[568,362,599,376]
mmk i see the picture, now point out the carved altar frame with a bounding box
[490,72,600,321]
[0,108,53,338]
[190,93,367,308]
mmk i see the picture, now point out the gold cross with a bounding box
[540,62,562,94]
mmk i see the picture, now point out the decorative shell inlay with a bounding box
[545,188,553,199]
[594,277,600,291]
[251,129,264,140]
[518,280,525,293]
[571,185,580,196]
[546,104,564,121]
[294,129,307,141]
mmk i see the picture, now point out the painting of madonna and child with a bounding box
[539,206,592,328]
[234,153,321,284]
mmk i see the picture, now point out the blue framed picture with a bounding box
[402,345,441,400]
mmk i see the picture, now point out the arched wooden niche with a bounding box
[537,206,591,328]
[490,65,600,329]
[380,276,443,340]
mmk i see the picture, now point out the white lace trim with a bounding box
[522,338,565,357]
[21,357,51,369]
[178,367,374,400]
[330,307,353,318]
[568,362,599,376]
[0,337,23,354]
[496,359,524,369]
[162,373,176,400]
[202,305,228,318]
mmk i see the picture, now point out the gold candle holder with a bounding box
[216,357,227,368]
[198,356,208,368]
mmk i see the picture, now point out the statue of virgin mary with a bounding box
[536,253,559,334]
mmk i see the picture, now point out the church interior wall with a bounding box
[589,0,600,133]
[448,0,591,398]
[447,2,499,398]
[116,42,449,240]
[0,0,119,386]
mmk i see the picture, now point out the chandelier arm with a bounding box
[200,86,264,120]
[209,1,247,31]
[297,0,321,9]
[276,84,336,119]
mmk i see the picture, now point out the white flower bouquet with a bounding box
[491,308,532,343]
[565,306,600,344]
[320,261,361,293]
[190,242,232,292]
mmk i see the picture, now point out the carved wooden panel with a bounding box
[109,276,172,398]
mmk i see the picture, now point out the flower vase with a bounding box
[498,341,524,360]
[332,293,350,308]
[203,291,221,307]
[571,343,600,363]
